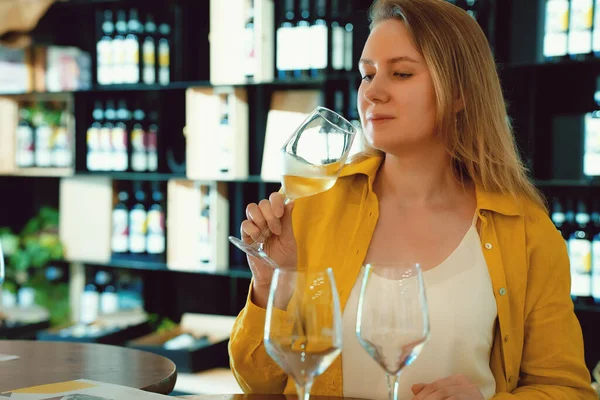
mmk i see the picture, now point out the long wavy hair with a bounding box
[355,0,546,210]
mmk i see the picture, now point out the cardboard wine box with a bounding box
[127,313,235,373]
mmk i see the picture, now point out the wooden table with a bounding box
[178,396,364,400]
[0,340,177,394]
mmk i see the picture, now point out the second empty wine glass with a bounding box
[356,263,430,400]
[228,106,356,267]
[0,239,4,319]
[264,268,343,400]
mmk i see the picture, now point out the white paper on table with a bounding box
[2,379,173,399]
[0,354,19,362]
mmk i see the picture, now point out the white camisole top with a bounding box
[341,219,498,400]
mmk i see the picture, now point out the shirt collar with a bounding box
[340,154,524,217]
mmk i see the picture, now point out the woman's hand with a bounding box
[241,192,297,307]
[411,374,484,400]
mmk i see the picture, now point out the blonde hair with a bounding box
[356,0,546,211]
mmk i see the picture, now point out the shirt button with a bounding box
[485,243,493,250]
[508,376,514,384]
[499,288,507,296]
[480,211,486,217]
[504,335,509,343]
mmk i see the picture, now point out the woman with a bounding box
[228,0,596,399]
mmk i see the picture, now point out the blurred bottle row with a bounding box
[86,100,159,173]
[59,177,228,274]
[78,270,144,327]
[16,101,72,168]
[111,182,165,258]
[96,9,171,86]
[544,0,600,61]
[550,197,600,301]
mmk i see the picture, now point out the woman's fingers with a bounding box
[259,199,282,235]
[241,219,262,243]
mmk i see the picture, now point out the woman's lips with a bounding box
[367,114,395,124]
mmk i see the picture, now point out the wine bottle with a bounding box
[569,200,592,298]
[112,189,130,254]
[158,23,171,85]
[551,197,568,245]
[591,199,600,303]
[147,185,166,256]
[113,99,130,171]
[80,283,100,325]
[101,100,116,171]
[310,0,328,78]
[129,183,148,254]
[97,10,114,85]
[125,8,142,83]
[33,103,52,167]
[277,0,296,79]
[16,105,34,167]
[543,0,570,61]
[330,0,345,71]
[143,14,157,85]
[112,10,128,84]
[87,101,103,171]
[131,104,147,172]
[295,0,311,78]
[593,0,600,55]
[147,111,159,172]
[52,108,71,167]
[568,0,593,59]
[343,0,354,71]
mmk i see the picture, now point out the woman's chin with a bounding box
[366,135,429,156]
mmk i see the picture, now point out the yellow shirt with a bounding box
[228,155,596,399]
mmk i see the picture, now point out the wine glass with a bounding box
[0,239,4,318]
[356,263,430,400]
[264,268,343,400]
[228,106,356,267]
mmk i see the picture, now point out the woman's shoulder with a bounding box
[480,189,561,248]
[500,192,565,255]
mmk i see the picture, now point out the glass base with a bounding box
[228,236,279,269]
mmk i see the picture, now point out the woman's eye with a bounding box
[394,72,413,79]
[361,74,374,82]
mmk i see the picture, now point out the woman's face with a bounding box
[358,20,438,155]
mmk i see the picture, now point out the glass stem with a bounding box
[386,373,400,400]
[295,379,314,400]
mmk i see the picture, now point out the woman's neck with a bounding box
[373,142,469,209]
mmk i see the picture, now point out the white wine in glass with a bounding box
[264,268,343,400]
[280,153,338,201]
[356,263,430,400]
[228,106,356,266]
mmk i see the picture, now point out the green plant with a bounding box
[0,206,69,326]
[147,313,178,333]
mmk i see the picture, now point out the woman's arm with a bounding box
[228,282,292,394]
[493,219,596,399]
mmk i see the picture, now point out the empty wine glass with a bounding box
[0,239,4,317]
[228,106,356,267]
[356,263,430,400]
[264,268,343,400]
[0,239,4,285]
